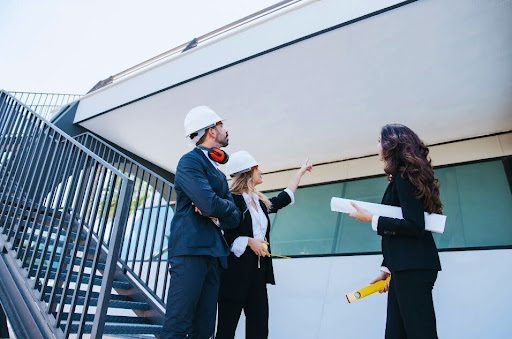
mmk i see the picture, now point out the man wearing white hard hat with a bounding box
[216,151,312,339]
[162,106,241,339]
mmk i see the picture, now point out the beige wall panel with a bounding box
[298,161,350,186]
[256,133,511,192]
[346,156,382,179]
[258,171,294,192]
[259,161,350,191]
[499,133,512,156]
[429,136,503,166]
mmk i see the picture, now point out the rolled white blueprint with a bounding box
[330,197,446,234]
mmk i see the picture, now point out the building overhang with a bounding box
[74,0,512,175]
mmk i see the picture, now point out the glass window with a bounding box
[334,176,388,254]
[433,161,512,248]
[266,159,512,256]
[269,184,343,256]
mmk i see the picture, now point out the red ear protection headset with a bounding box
[197,146,229,164]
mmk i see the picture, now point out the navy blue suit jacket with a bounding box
[168,148,241,260]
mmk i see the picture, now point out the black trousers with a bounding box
[161,256,221,339]
[386,269,438,339]
[216,266,269,339]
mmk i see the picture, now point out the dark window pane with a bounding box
[334,176,388,254]
[269,184,343,255]
[258,159,512,256]
[432,167,466,248]
[451,161,511,247]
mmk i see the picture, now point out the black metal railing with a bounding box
[0,90,133,338]
[75,132,174,307]
[9,91,82,120]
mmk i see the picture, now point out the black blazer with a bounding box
[378,174,441,272]
[218,190,292,302]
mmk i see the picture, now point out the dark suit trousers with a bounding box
[386,269,438,339]
[162,255,221,339]
[216,266,269,339]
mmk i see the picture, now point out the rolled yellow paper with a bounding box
[346,276,391,303]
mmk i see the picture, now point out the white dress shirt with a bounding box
[231,189,294,257]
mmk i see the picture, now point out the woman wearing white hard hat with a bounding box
[215,151,312,339]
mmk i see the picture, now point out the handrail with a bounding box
[74,132,173,186]
[89,0,306,91]
[0,90,133,338]
[74,132,175,307]
[3,91,126,178]
[8,91,83,120]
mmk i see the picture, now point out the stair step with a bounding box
[3,221,86,249]
[65,322,162,335]
[43,287,125,301]
[71,296,146,310]
[1,208,83,235]
[29,260,105,277]
[59,313,148,324]
[16,242,87,263]
[45,294,146,310]
[23,247,97,271]
[34,269,129,290]
[0,203,64,221]
[24,230,85,242]
[17,232,87,253]
[63,257,106,270]
[25,244,96,261]
[48,272,130,290]
[2,214,58,231]
[0,196,75,218]
[0,196,36,210]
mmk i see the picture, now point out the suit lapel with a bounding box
[194,147,228,188]
[237,195,255,238]
[259,200,272,241]
[381,179,394,204]
[194,147,215,171]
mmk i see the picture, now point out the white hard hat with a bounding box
[226,151,259,177]
[184,106,224,138]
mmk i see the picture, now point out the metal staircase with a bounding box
[0,90,170,338]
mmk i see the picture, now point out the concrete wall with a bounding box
[231,249,512,338]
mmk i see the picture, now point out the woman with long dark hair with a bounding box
[349,124,442,339]
[215,151,312,339]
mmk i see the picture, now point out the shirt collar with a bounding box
[200,149,219,168]
[242,191,259,205]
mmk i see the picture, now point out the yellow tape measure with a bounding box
[258,242,291,267]
[262,243,290,258]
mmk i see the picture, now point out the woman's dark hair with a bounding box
[380,124,443,214]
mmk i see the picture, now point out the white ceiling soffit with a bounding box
[77,0,512,175]
[74,0,405,122]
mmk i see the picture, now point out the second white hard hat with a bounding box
[184,106,224,138]
[226,151,259,177]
